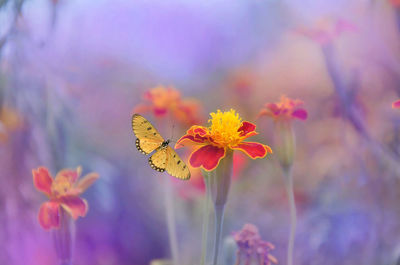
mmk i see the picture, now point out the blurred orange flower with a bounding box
[258,95,308,122]
[176,109,272,171]
[296,17,357,45]
[0,106,22,143]
[33,166,99,230]
[393,99,400,109]
[134,86,202,125]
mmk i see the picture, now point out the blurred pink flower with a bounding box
[233,224,277,265]
[392,99,400,109]
[33,166,99,230]
[296,17,357,45]
[258,95,308,122]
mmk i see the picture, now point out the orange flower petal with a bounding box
[38,201,60,230]
[60,196,88,220]
[231,142,272,159]
[189,145,226,171]
[75,173,99,193]
[32,167,53,196]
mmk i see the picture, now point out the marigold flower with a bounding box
[393,99,400,109]
[258,95,308,122]
[233,224,277,265]
[33,166,99,230]
[175,109,272,171]
[296,17,357,45]
[134,86,202,125]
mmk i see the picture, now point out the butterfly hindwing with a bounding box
[148,148,167,172]
[132,114,165,154]
[165,147,191,180]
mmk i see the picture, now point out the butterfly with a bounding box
[131,114,191,180]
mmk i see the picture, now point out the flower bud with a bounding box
[274,120,295,172]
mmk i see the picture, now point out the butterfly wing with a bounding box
[165,147,191,180]
[148,148,167,172]
[132,114,165,154]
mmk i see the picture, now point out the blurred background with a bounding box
[2,0,400,264]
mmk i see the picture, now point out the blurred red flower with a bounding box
[33,167,99,230]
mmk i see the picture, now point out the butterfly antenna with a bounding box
[170,124,176,142]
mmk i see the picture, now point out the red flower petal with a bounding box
[38,201,60,230]
[175,134,208,148]
[231,142,272,159]
[292,108,308,120]
[33,167,53,196]
[60,196,88,220]
[193,127,207,136]
[393,100,400,109]
[189,145,226,171]
[238,121,257,138]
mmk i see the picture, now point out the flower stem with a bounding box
[162,177,180,265]
[209,150,233,265]
[212,204,226,265]
[200,172,212,265]
[52,207,75,265]
[283,168,296,265]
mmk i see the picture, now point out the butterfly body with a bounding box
[132,114,190,180]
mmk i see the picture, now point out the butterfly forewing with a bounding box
[165,147,191,180]
[132,114,165,154]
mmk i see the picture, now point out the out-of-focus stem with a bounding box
[52,207,75,265]
[163,177,180,265]
[200,171,211,265]
[283,167,296,265]
[212,204,225,265]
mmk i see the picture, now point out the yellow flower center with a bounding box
[51,176,73,197]
[208,109,242,147]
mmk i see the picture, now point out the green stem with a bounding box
[163,177,180,265]
[212,204,226,265]
[200,172,212,265]
[283,168,296,265]
[209,150,233,265]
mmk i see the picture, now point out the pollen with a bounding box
[208,109,242,147]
